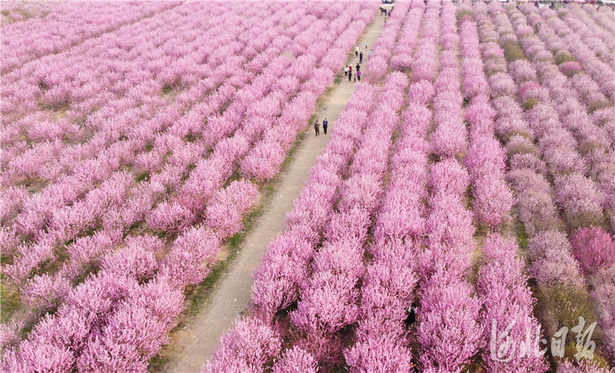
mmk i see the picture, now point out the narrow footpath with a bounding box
[161,9,389,373]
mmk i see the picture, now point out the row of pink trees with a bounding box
[580,4,615,35]
[3,2,314,287]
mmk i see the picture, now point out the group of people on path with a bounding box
[344,63,361,82]
[345,40,371,82]
[314,118,328,136]
[379,6,390,16]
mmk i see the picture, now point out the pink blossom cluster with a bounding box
[580,4,615,36]
[554,173,605,229]
[204,1,615,371]
[2,249,185,372]
[527,230,586,291]
[515,4,615,231]
[3,0,376,281]
[485,3,595,282]
[251,83,380,321]
[460,20,489,99]
[203,317,282,373]
[430,84,466,158]
[538,6,614,102]
[571,226,615,276]
[3,3,291,286]
[557,359,615,373]
[206,13,415,368]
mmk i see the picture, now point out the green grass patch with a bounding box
[0,281,21,323]
[534,283,612,364]
[503,41,526,63]
[162,81,180,95]
[334,73,342,85]
[456,9,474,27]
[587,101,612,114]
[515,220,528,250]
[522,98,538,111]
[554,52,576,65]
[135,171,150,183]
[39,99,71,113]
[16,8,33,20]
[184,133,196,143]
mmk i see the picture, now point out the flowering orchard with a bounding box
[1,0,614,372]
[0,1,376,371]
[204,1,615,372]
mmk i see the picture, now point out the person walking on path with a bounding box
[357,69,361,81]
[348,70,352,82]
[322,118,328,135]
[356,63,360,73]
[359,51,363,63]
[314,120,320,136]
[384,16,387,23]
[344,65,349,76]
[349,65,352,76]
[368,49,372,59]
[365,40,368,49]
[355,45,359,56]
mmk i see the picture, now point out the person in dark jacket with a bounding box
[405,303,418,326]
[314,120,320,136]
[322,118,329,135]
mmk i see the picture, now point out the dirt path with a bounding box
[161,12,388,373]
